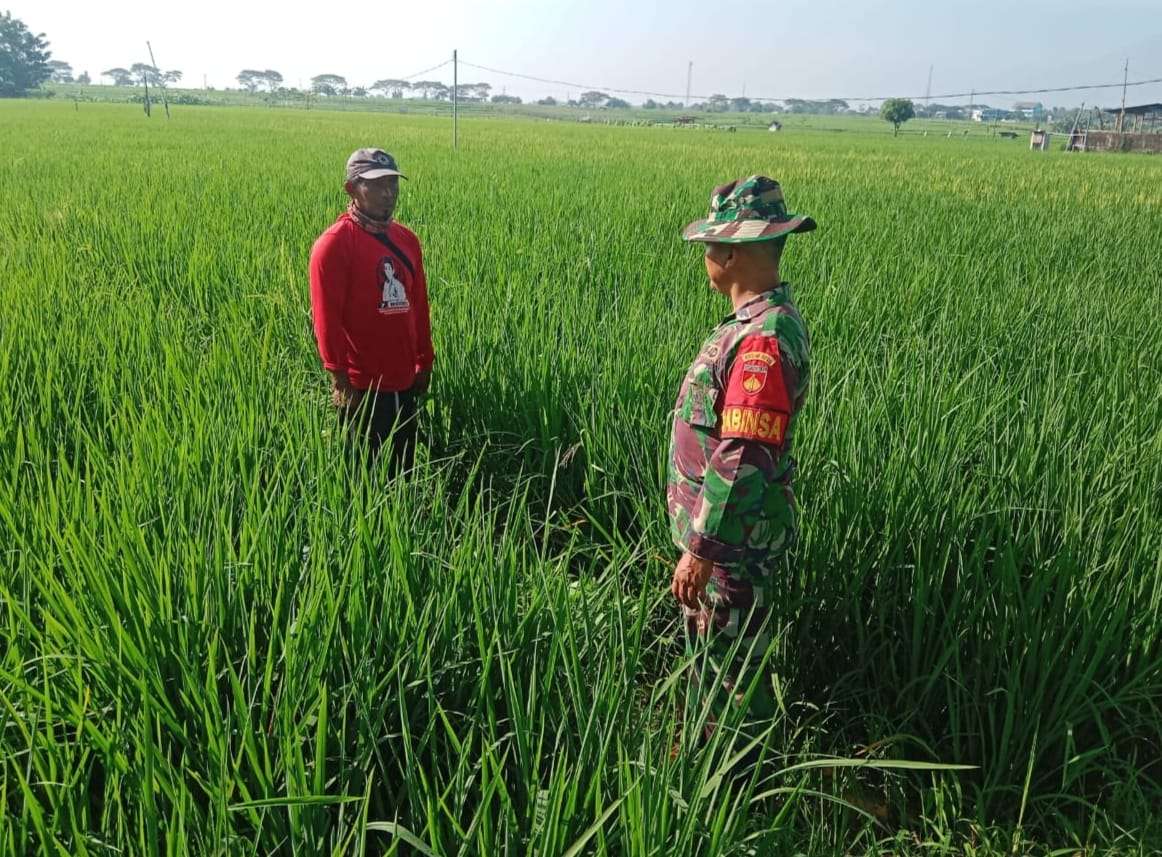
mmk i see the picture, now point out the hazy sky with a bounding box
[16,0,1162,108]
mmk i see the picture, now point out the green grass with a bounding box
[1,101,1161,855]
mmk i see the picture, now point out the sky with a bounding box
[15,0,1162,109]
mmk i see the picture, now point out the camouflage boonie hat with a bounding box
[682,175,816,243]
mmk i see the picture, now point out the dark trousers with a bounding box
[341,388,418,474]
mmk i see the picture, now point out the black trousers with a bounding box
[342,388,418,473]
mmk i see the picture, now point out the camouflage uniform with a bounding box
[670,176,815,738]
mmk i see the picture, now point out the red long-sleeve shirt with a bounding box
[309,214,434,392]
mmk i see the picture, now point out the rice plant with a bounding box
[1,101,1160,854]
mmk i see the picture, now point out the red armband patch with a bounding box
[721,335,791,445]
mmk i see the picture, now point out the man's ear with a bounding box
[343,179,355,195]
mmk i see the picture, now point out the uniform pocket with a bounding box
[678,381,719,429]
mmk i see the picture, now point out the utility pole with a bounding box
[453,49,459,150]
[147,41,170,119]
[924,64,933,107]
[1117,57,1129,137]
[141,63,151,117]
[685,60,692,107]
[969,87,975,121]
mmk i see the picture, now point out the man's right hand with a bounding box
[332,386,364,409]
[671,552,714,610]
[330,372,363,409]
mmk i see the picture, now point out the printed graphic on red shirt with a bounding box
[377,257,410,315]
[721,335,791,445]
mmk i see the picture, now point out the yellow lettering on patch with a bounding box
[741,350,777,367]
[721,406,787,445]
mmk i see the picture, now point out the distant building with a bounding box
[972,108,1005,122]
[1012,101,1044,121]
[1065,104,1162,153]
[1101,102,1162,133]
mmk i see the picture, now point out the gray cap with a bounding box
[345,148,407,182]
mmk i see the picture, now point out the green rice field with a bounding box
[2,101,1161,854]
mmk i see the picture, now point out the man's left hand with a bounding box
[671,552,714,609]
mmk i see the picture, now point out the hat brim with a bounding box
[352,168,407,180]
[682,214,816,243]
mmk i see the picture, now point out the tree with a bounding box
[46,59,72,83]
[310,73,346,96]
[452,82,490,102]
[411,79,443,99]
[0,11,52,97]
[102,67,133,86]
[237,69,264,92]
[642,98,658,109]
[605,97,630,109]
[76,70,90,85]
[371,79,410,98]
[707,93,730,112]
[491,93,521,104]
[578,90,608,108]
[351,86,367,97]
[880,97,915,136]
[262,70,282,91]
[162,69,182,85]
[536,96,557,106]
[130,63,163,87]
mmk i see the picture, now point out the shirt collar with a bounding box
[729,283,790,323]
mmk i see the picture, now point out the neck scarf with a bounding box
[347,201,392,234]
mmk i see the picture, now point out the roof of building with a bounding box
[1101,103,1162,115]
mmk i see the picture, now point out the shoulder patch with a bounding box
[721,335,791,445]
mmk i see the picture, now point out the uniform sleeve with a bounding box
[411,244,434,372]
[309,230,350,371]
[683,334,793,566]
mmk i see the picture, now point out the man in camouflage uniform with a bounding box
[669,176,815,742]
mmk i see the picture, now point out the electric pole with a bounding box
[1117,58,1129,136]
[141,63,151,117]
[453,49,459,150]
[685,60,692,107]
[924,64,933,107]
[147,41,169,119]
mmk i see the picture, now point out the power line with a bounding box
[458,57,1162,104]
[401,59,452,81]
[459,59,705,101]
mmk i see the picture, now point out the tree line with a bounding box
[100,65,182,87]
[240,73,503,102]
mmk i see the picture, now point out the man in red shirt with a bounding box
[309,148,434,471]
